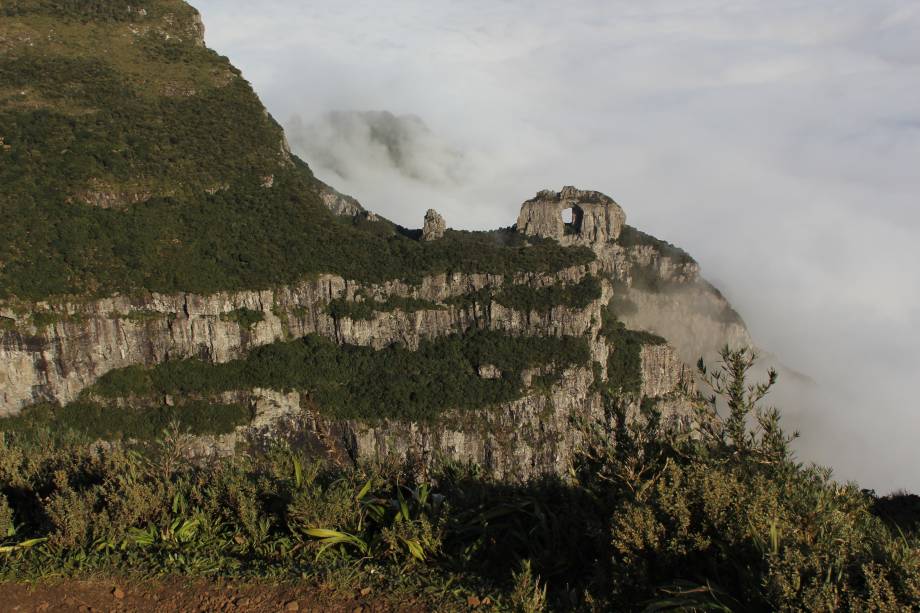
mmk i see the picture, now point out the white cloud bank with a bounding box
[196,0,920,493]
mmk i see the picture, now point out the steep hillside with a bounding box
[0,0,591,299]
[1,1,751,477]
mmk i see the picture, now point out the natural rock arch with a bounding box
[562,205,585,236]
[516,186,625,246]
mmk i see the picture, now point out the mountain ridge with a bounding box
[1,1,751,477]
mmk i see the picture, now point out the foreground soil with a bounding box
[0,579,430,613]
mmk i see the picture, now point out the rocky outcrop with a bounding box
[0,264,607,416]
[189,10,206,46]
[0,184,757,482]
[421,209,446,241]
[619,283,753,365]
[74,181,154,209]
[316,180,365,216]
[517,186,626,247]
[182,337,692,482]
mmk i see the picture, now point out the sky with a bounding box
[195,0,920,493]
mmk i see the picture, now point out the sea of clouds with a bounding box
[198,0,920,493]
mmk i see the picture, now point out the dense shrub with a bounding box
[0,495,13,538]
[87,331,591,421]
[600,303,665,395]
[572,348,920,610]
[327,295,442,321]
[494,276,602,314]
[874,492,920,533]
[0,348,917,610]
[0,401,252,442]
[219,308,265,331]
[325,276,602,322]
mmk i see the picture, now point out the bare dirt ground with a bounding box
[0,579,426,613]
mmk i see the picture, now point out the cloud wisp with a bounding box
[288,110,471,187]
[196,0,920,493]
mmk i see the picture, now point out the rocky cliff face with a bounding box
[179,343,691,482]
[1,263,601,415]
[421,209,447,241]
[517,186,627,247]
[316,179,366,216]
[0,0,756,481]
[0,185,742,479]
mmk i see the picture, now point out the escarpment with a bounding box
[1,186,736,478]
[0,1,754,480]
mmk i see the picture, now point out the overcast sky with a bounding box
[196,0,920,493]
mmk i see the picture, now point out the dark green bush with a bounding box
[0,347,916,612]
[494,276,602,313]
[0,400,251,442]
[600,304,665,395]
[87,331,590,422]
[220,308,265,330]
[327,295,442,321]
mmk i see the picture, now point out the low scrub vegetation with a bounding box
[1,0,176,20]
[219,307,265,331]
[326,295,443,321]
[325,276,602,322]
[0,11,594,302]
[494,276,602,314]
[600,304,666,395]
[618,225,694,265]
[0,348,916,611]
[86,331,591,422]
[1,400,251,443]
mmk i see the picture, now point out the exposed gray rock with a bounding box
[0,265,603,416]
[189,339,692,483]
[421,209,446,241]
[517,186,626,247]
[619,283,753,366]
[316,180,365,216]
[0,184,758,481]
[189,10,206,46]
[477,364,502,379]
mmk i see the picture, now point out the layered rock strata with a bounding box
[1,187,751,480]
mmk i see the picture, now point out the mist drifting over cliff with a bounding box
[197,0,920,493]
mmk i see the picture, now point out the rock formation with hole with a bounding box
[516,186,626,247]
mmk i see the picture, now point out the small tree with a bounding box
[694,346,798,467]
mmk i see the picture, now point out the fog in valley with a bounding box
[197,0,920,493]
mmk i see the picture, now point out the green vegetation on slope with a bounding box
[494,276,602,313]
[0,349,916,611]
[0,6,594,301]
[1,0,176,20]
[325,276,603,321]
[600,302,666,395]
[618,224,694,264]
[86,331,590,422]
[0,400,251,442]
[326,295,443,321]
[219,307,265,331]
